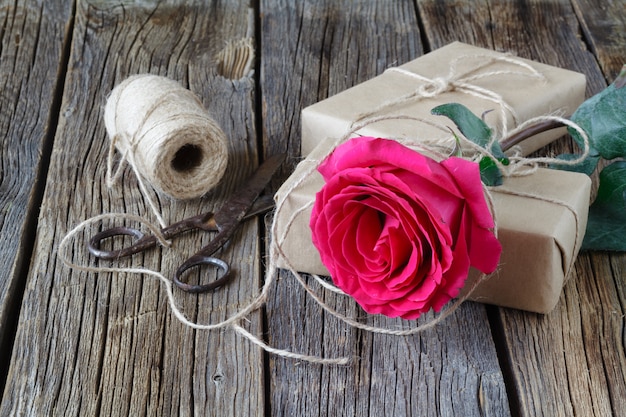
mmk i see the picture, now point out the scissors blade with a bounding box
[212,152,286,239]
[173,153,285,292]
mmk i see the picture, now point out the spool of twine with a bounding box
[104,74,229,200]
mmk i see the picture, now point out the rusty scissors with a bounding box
[88,153,285,293]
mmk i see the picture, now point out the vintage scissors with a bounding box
[88,153,286,293]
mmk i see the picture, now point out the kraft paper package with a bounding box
[458,169,591,312]
[275,42,591,313]
[301,42,586,157]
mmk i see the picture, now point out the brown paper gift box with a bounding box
[301,41,586,157]
[274,138,591,314]
[459,168,591,313]
[274,42,591,313]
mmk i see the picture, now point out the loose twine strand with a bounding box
[61,55,590,366]
[58,213,349,365]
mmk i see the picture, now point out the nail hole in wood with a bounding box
[216,38,254,79]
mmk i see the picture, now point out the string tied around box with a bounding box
[269,51,591,351]
[104,74,230,227]
[353,52,547,150]
[270,112,590,344]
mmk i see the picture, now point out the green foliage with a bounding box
[478,156,503,186]
[431,103,508,186]
[431,103,508,161]
[431,69,626,251]
[432,103,492,145]
[549,153,600,176]
[582,161,626,250]
[565,66,626,250]
[569,78,626,160]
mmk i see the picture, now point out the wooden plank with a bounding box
[261,1,510,416]
[568,2,626,414]
[1,1,266,415]
[417,0,625,415]
[571,0,626,81]
[0,0,73,383]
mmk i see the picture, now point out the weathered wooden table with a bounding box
[1,1,625,416]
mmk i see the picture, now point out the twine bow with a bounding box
[353,53,547,141]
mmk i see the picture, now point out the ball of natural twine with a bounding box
[104,74,229,200]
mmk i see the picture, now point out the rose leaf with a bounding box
[569,65,626,160]
[582,160,626,251]
[432,103,508,161]
[478,156,503,186]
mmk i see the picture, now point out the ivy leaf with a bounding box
[550,153,600,176]
[432,103,508,161]
[582,161,626,251]
[569,65,626,159]
[479,156,502,186]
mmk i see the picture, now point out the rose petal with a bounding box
[442,157,495,230]
[336,205,371,271]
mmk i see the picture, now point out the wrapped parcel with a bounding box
[275,42,590,313]
[301,42,586,157]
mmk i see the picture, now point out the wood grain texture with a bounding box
[569,2,626,398]
[571,0,626,81]
[260,1,510,416]
[0,1,624,416]
[417,0,625,415]
[0,0,72,368]
[1,1,265,416]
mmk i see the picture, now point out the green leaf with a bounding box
[432,103,492,143]
[582,161,626,250]
[432,103,508,161]
[569,72,626,159]
[550,153,600,176]
[478,156,502,186]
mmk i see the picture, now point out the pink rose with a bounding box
[310,137,501,319]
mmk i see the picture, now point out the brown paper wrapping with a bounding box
[274,42,591,313]
[459,169,591,313]
[274,138,591,313]
[301,42,586,157]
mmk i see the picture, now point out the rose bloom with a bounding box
[310,136,501,319]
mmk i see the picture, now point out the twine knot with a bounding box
[353,53,548,140]
[417,76,453,97]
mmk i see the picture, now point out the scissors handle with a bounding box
[173,255,232,293]
[87,212,213,260]
[88,226,150,259]
[88,153,285,294]
[88,195,274,260]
